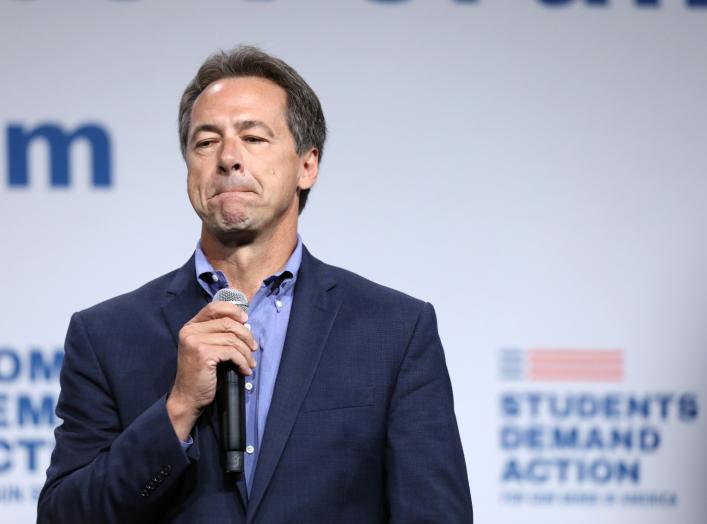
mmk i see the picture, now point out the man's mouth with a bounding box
[211,188,256,199]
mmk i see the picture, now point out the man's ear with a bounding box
[297,148,319,190]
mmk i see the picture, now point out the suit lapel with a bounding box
[160,255,249,508]
[160,254,207,347]
[246,249,340,521]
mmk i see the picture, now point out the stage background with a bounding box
[1,0,706,522]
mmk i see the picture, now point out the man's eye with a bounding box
[196,139,216,148]
[243,136,266,143]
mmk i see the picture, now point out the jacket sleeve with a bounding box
[37,312,194,524]
[385,302,474,523]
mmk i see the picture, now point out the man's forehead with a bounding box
[193,76,287,117]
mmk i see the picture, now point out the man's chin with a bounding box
[205,221,257,247]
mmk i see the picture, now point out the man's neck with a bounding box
[200,225,298,301]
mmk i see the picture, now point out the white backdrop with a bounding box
[1,1,706,522]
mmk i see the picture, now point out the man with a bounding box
[38,46,473,523]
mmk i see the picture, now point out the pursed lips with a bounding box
[210,188,257,200]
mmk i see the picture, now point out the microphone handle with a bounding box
[217,363,246,473]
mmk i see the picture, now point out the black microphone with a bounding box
[213,287,249,474]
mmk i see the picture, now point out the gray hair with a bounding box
[178,46,326,213]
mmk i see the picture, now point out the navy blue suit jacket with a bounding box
[38,247,473,523]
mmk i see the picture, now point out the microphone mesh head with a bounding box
[212,288,249,313]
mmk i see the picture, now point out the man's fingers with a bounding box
[191,344,254,376]
[177,302,259,378]
[185,317,258,351]
[212,346,254,376]
[196,333,257,368]
[190,301,249,324]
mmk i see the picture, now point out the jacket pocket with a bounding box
[302,385,375,413]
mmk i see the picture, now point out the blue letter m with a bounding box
[7,123,112,187]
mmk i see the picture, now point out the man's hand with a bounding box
[166,302,258,441]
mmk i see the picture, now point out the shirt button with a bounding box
[211,273,219,283]
[275,300,283,308]
[245,382,253,391]
[246,445,255,454]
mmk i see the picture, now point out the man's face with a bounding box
[186,76,317,242]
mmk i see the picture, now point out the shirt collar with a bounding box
[195,235,303,298]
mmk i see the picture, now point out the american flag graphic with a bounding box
[500,348,624,382]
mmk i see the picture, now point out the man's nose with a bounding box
[218,137,243,174]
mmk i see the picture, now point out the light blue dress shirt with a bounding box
[191,236,302,494]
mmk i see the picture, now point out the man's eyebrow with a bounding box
[189,124,221,144]
[234,120,275,138]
